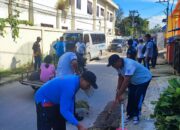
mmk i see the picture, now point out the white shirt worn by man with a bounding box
[56,52,77,77]
[76,42,86,55]
[117,58,152,85]
[137,44,145,58]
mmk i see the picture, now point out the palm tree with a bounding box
[56,0,70,21]
[56,0,69,10]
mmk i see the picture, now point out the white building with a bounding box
[0,0,118,70]
[0,0,118,35]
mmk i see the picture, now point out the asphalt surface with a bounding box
[0,54,174,130]
[0,57,118,130]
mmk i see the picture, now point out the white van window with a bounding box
[84,34,89,44]
[91,34,105,44]
[63,33,82,43]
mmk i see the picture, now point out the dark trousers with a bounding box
[34,56,41,71]
[126,80,151,117]
[145,57,151,70]
[137,58,145,66]
[36,104,66,130]
[151,56,157,68]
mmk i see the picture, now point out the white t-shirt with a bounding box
[117,58,152,85]
[76,42,86,54]
[56,52,77,77]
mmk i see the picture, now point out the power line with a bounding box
[145,10,165,19]
[156,0,170,31]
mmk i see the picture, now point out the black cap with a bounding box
[81,71,98,89]
[107,54,120,67]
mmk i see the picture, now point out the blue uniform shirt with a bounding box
[117,58,152,85]
[56,52,77,77]
[35,75,80,126]
[53,41,65,57]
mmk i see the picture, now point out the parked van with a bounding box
[63,30,106,60]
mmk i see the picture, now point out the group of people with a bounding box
[32,35,153,130]
[126,34,158,70]
[32,36,96,130]
[32,36,87,83]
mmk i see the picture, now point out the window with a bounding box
[107,12,110,21]
[62,26,68,30]
[63,33,82,43]
[96,6,99,17]
[41,23,53,28]
[91,34,105,44]
[101,8,104,16]
[76,0,81,9]
[84,34,90,44]
[110,13,113,22]
[87,1,92,15]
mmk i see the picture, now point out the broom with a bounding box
[116,103,128,130]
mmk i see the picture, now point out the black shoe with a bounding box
[125,115,133,123]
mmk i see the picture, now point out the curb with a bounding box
[0,76,21,86]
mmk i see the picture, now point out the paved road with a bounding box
[0,57,118,130]
[1,53,166,130]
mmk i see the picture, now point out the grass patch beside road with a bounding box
[0,65,32,78]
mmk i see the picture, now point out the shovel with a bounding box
[116,103,128,130]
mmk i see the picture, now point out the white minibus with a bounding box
[63,30,106,60]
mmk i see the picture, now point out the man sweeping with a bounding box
[107,54,152,125]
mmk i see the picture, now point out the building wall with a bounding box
[0,25,64,70]
[0,0,118,70]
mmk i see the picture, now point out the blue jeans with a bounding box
[36,104,66,130]
[127,80,151,117]
[34,56,41,71]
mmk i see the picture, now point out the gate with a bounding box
[173,41,180,74]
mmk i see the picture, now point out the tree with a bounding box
[116,14,149,37]
[56,0,69,10]
[115,5,124,35]
[56,0,70,20]
[149,24,162,34]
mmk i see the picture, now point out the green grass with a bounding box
[0,64,32,77]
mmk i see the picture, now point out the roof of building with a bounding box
[106,0,119,10]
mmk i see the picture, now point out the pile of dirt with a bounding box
[88,101,121,130]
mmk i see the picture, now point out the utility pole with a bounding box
[156,0,170,32]
[129,10,139,38]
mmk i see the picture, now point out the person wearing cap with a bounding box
[35,71,98,130]
[32,36,42,71]
[144,34,154,69]
[53,36,65,63]
[126,39,137,60]
[107,54,152,125]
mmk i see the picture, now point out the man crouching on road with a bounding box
[107,54,152,125]
[35,71,98,130]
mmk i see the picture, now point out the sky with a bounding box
[114,0,178,29]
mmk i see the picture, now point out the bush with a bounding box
[153,78,180,130]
